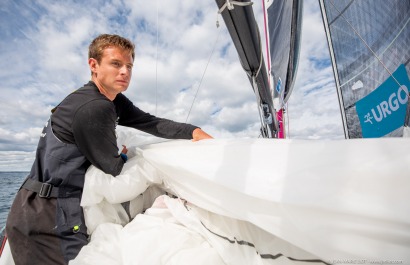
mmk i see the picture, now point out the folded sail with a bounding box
[319,0,410,138]
[264,0,303,109]
[70,134,410,264]
[215,0,278,137]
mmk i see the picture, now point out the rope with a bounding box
[285,103,290,138]
[216,1,254,31]
[251,26,264,79]
[155,0,159,115]
[329,0,407,96]
[216,0,264,89]
[249,25,272,137]
[253,76,267,136]
[215,0,273,137]
[218,0,253,14]
[185,27,221,123]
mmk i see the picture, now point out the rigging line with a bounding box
[218,0,274,136]
[218,0,253,15]
[244,19,264,79]
[185,27,221,123]
[155,0,159,115]
[244,17,269,135]
[255,23,264,78]
[217,0,262,78]
[339,15,410,89]
[262,0,271,73]
[328,0,405,90]
[285,102,290,138]
[328,0,355,26]
[248,39,271,138]
[253,76,267,137]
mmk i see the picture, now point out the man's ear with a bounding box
[88,58,98,74]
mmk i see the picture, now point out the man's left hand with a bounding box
[192,128,213,142]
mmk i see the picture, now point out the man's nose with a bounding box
[120,65,130,75]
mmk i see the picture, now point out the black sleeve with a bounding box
[114,94,198,139]
[72,99,124,176]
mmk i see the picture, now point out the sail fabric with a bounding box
[214,0,302,137]
[73,194,321,265]
[215,0,278,137]
[319,0,410,138]
[0,241,13,265]
[264,0,303,109]
[69,129,410,264]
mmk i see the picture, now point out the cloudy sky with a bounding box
[0,0,344,171]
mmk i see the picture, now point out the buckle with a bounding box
[39,183,53,198]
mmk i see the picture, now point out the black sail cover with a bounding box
[319,0,410,138]
[215,0,277,137]
[215,0,302,138]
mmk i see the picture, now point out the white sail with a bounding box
[68,129,410,264]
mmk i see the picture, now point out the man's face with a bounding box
[89,46,134,96]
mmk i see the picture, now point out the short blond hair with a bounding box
[88,34,135,63]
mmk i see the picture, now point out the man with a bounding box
[6,34,212,264]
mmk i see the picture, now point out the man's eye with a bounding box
[112,62,120,67]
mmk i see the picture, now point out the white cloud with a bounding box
[0,127,42,153]
[0,151,35,172]
[0,0,344,171]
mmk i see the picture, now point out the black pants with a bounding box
[6,189,88,264]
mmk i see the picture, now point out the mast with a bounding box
[263,0,303,138]
[319,0,349,139]
[215,0,278,138]
[215,0,303,138]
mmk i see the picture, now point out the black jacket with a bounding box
[51,81,198,177]
[6,81,199,264]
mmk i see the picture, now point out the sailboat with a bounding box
[1,0,409,264]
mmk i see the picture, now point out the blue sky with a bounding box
[0,0,344,171]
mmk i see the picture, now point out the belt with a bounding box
[21,178,81,198]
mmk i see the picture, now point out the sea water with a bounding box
[0,172,27,231]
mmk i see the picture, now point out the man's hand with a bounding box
[192,128,213,142]
[121,145,128,154]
